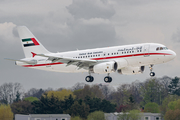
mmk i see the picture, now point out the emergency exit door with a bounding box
[144,45,150,57]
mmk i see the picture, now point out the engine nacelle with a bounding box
[91,61,117,74]
[115,58,128,69]
[117,66,145,75]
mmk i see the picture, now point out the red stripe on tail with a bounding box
[31,38,40,45]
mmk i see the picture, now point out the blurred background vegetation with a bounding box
[0,76,180,120]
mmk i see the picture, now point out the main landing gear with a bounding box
[104,73,112,83]
[85,76,94,82]
[85,73,112,83]
[85,71,94,82]
[149,65,155,77]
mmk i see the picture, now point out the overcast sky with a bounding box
[0,0,180,91]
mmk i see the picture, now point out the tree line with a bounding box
[0,76,180,120]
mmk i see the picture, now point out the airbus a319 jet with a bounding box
[6,26,176,83]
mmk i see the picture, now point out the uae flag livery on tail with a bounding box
[22,38,40,47]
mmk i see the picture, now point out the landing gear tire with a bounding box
[150,72,155,77]
[104,76,112,83]
[85,76,94,82]
[149,64,155,77]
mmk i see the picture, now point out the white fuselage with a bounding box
[16,43,176,74]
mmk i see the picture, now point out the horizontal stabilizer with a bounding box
[5,58,37,65]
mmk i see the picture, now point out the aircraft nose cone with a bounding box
[171,50,176,59]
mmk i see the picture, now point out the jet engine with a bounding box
[91,61,117,74]
[115,58,128,69]
[117,66,145,75]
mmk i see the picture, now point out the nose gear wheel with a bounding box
[150,72,155,77]
[149,65,155,77]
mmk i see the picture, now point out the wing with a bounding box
[36,54,105,70]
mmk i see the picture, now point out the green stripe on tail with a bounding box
[22,38,32,42]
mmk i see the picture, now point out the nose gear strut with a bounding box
[149,65,155,77]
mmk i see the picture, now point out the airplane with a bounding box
[6,26,176,83]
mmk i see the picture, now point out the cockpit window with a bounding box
[164,47,168,50]
[156,47,168,51]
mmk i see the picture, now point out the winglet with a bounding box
[31,52,37,57]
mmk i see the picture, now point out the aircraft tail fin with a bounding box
[17,26,50,58]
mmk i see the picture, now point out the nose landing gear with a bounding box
[150,72,155,76]
[149,65,155,77]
